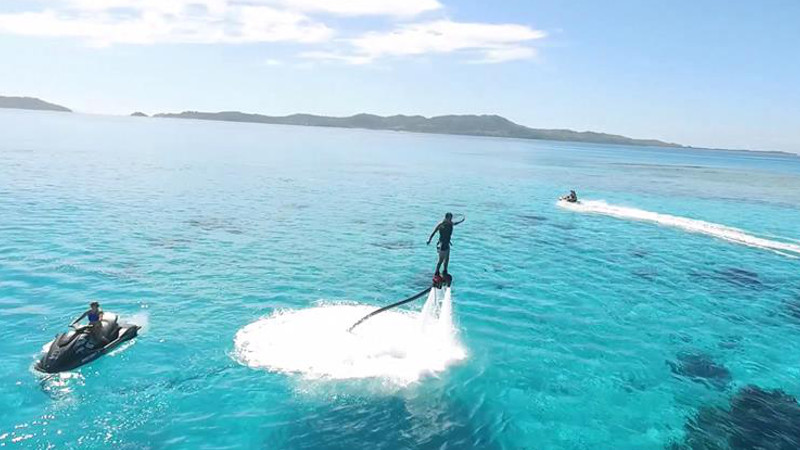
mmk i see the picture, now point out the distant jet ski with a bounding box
[559,190,579,203]
[36,313,140,373]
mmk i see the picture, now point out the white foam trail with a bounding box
[41,339,54,353]
[233,288,466,385]
[558,200,800,257]
[107,340,136,357]
[34,369,84,399]
[125,311,150,333]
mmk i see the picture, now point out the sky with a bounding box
[0,0,798,152]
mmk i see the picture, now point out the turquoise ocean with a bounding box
[1,109,799,449]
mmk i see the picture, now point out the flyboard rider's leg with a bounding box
[433,245,452,289]
[435,245,445,275]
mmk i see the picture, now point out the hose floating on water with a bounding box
[347,287,432,333]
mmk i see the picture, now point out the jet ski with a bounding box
[559,190,579,203]
[36,313,140,373]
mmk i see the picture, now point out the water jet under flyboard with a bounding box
[233,279,465,385]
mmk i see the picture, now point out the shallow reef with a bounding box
[668,385,800,450]
[667,352,732,390]
[781,295,800,322]
[714,268,764,289]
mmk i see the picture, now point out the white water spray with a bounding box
[559,200,800,257]
[233,288,466,385]
[125,311,150,333]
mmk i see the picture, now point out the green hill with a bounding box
[0,96,71,112]
[154,110,683,148]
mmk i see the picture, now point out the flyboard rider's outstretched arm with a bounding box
[426,216,465,245]
[427,222,441,245]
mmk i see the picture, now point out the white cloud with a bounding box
[303,20,546,64]
[268,0,442,17]
[472,47,537,64]
[352,21,545,56]
[64,0,228,14]
[0,2,545,65]
[298,51,373,65]
[0,1,333,46]
[63,0,442,17]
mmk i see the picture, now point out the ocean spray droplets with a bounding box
[233,289,466,385]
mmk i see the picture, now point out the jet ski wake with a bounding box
[559,199,800,257]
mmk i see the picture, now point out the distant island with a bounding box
[0,96,71,112]
[2,95,795,155]
[154,111,684,148]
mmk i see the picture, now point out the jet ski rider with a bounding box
[71,301,108,345]
[561,190,578,203]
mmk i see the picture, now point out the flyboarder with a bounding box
[427,212,465,277]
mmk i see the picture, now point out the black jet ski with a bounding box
[559,190,579,203]
[36,313,140,373]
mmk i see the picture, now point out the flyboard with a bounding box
[348,273,453,333]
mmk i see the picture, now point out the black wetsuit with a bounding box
[438,221,453,250]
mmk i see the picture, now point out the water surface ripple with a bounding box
[1,110,800,449]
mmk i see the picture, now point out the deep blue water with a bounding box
[1,109,799,449]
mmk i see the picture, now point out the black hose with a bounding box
[347,287,432,333]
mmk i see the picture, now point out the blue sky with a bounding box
[1,0,798,152]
